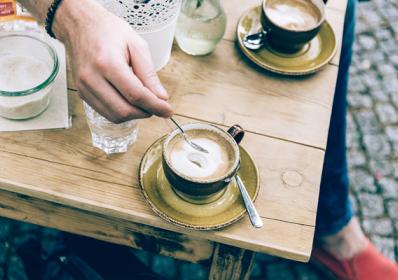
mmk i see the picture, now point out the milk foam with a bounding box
[266,0,319,31]
[0,54,53,119]
[169,137,231,180]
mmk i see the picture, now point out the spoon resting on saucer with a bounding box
[243,30,266,50]
[235,175,263,228]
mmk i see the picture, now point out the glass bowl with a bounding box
[0,34,59,119]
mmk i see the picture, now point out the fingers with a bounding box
[78,86,115,121]
[78,74,151,123]
[128,41,169,101]
[103,61,174,118]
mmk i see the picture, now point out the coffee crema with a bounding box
[265,0,321,31]
[166,130,236,181]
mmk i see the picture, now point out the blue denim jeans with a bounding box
[315,0,357,238]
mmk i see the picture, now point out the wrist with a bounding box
[52,0,106,44]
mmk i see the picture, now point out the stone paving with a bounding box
[1,0,398,279]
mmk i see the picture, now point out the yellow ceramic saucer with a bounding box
[237,6,337,76]
[139,136,260,230]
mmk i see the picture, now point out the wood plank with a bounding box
[209,244,255,280]
[0,0,347,267]
[326,7,345,66]
[0,92,322,226]
[326,0,348,12]
[65,0,347,150]
[0,92,318,261]
[164,45,338,149]
[222,0,259,42]
[0,189,214,263]
[67,41,338,149]
[0,175,315,262]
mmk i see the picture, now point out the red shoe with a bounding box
[311,239,398,280]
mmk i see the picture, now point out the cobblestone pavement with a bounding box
[1,1,398,279]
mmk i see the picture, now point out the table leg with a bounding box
[209,244,256,280]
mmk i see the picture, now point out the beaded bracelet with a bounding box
[45,0,64,38]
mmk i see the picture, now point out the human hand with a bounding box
[54,0,173,123]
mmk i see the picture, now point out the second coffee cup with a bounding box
[260,0,326,53]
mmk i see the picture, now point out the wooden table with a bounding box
[0,0,348,278]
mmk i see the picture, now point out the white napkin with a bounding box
[0,39,70,132]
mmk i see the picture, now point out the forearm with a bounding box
[17,0,107,43]
[17,0,52,22]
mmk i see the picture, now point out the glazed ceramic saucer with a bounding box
[139,136,260,230]
[237,6,337,76]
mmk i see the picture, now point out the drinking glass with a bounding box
[83,102,139,154]
[175,0,226,55]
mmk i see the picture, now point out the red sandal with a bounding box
[311,239,398,280]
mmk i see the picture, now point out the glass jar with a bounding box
[175,0,227,55]
[0,34,59,120]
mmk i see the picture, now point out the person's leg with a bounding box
[315,0,371,260]
[315,0,356,240]
[313,2,398,278]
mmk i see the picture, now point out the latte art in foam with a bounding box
[266,0,320,31]
[167,132,235,180]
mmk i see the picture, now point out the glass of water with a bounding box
[175,0,226,56]
[83,102,139,154]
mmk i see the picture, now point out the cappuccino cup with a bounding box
[162,123,244,204]
[260,0,325,53]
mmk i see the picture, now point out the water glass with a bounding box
[175,0,226,56]
[83,102,139,154]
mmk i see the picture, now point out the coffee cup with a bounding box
[162,123,244,204]
[260,0,326,53]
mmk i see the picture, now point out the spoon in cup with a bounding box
[170,117,209,154]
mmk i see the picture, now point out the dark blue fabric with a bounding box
[315,0,357,237]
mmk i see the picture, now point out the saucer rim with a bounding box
[236,5,338,76]
[138,136,260,230]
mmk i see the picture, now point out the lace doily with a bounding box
[97,0,181,33]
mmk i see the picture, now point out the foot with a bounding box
[311,218,398,280]
[319,217,368,260]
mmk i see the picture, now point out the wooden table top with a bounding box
[0,0,347,262]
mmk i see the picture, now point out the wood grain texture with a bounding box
[327,0,348,12]
[0,92,318,261]
[165,46,338,149]
[209,244,255,280]
[222,0,259,41]
[326,7,345,66]
[67,43,338,149]
[0,0,350,266]
[0,189,214,263]
[65,0,347,150]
